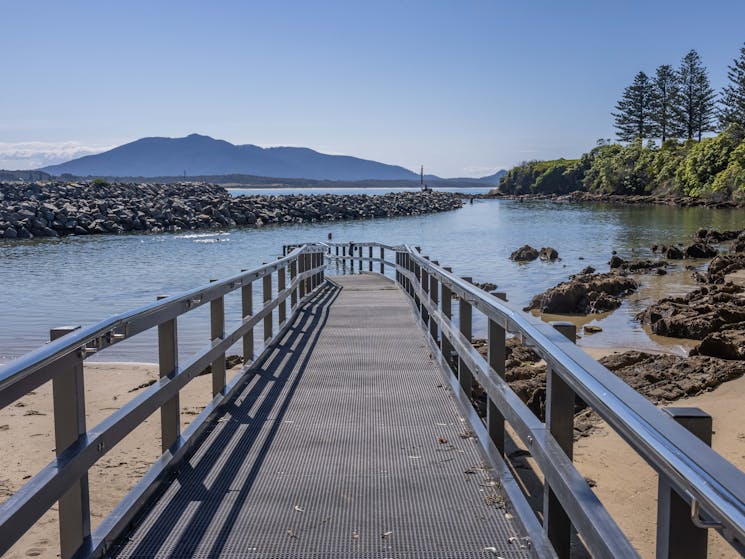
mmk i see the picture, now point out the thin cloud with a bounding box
[0,141,115,170]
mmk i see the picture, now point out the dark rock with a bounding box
[691,329,745,360]
[684,242,718,259]
[525,271,638,314]
[666,245,684,259]
[609,255,667,273]
[0,181,464,240]
[637,283,745,339]
[510,245,539,262]
[706,253,745,283]
[473,281,497,292]
[609,255,625,269]
[599,351,745,402]
[539,247,559,261]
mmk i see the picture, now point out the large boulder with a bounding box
[684,242,718,258]
[525,271,638,314]
[539,247,559,261]
[707,253,745,283]
[666,245,684,259]
[691,329,745,360]
[637,283,745,339]
[510,244,539,262]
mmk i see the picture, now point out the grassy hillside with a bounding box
[499,126,745,201]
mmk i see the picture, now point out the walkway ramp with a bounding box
[110,274,527,558]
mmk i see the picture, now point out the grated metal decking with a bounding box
[110,274,529,558]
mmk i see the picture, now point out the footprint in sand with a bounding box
[26,548,44,557]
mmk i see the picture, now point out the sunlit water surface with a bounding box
[1,198,743,365]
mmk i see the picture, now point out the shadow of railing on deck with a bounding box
[112,284,340,558]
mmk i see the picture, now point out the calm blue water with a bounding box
[227,186,492,196]
[1,199,744,365]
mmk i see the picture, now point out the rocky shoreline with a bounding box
[466,227,745,438]
[476,189,745,209]
[0,181,464,239]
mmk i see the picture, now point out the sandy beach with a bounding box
[1,349,743,558]
[0,362,240,559]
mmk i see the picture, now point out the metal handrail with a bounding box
[397,245,745,554]
[327,242,745,556]
[0,243,328,558]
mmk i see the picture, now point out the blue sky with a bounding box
[1,0,744,176]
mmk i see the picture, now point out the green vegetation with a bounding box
[498,159,583,195]
[499,43,745,202]
[90,177,110,187]
[500,128,745,201]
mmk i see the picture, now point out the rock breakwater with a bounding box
[0,181,464,239]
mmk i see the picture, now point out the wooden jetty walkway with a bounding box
[1,242,744,559]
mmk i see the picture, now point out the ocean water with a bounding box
[1,198,743,365]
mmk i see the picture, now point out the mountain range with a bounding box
[40,134,505,184]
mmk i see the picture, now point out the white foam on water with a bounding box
[194,238,230,244]
[175,232,231,239]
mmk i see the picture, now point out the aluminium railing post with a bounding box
[50,326,91,559]
[210,279,226,396]
[544,321,577,559]
[299,253,307,299]
[429,261,439,341]
[380,247,385,274]
[656,408,712,559]
[487,292,507,455]
[156,296,180,453]
[277,259,287,326]
[458,277,474,398]
[263,268,273,342]
[420,257,430,327]
[441,267,454,371]
[413,256,421,314]
[309,253,315,290]
[304,253,312,294]
[289,259,298,310]
[315,252,321,287]
[368,246,373,271]
[241,271,254,363]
